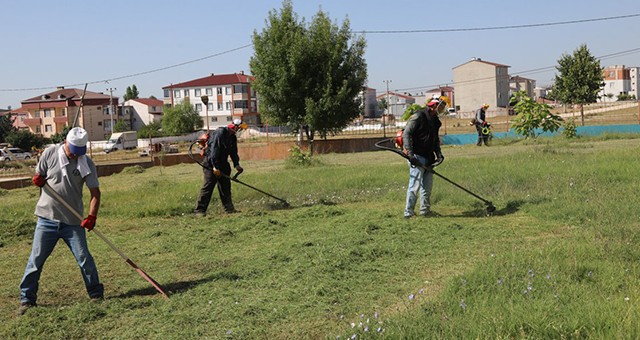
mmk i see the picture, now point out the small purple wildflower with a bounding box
[351,322,355,328]
[364,326,369,332]
[351,334,357,340]
[418,288,425,294]
[528,269,535,277]
[360,313,364,319]
[226,330,233,335]
[459,299,467,311]
[546,274,551,280]
[461,278,467,285]
[377,327,383,333]
[587,271,593,277]
[374,312,379,319]
[497,278,503,285]
[409,294,415,300]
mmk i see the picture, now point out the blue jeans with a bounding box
[404,154,434,217]
[20,217,104,304]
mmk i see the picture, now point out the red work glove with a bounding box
[212,168,222,177]
[482,121,488,126]
[81,215,97,231]
[32,173,47,187]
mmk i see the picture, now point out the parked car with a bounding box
[0,148,32,161]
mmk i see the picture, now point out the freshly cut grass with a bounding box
[1,137,639,338]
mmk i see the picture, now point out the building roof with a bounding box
[162,72,254,89]
[131,98,164,107]
[21,88,110,103]
[375,91,414,100]
[425,86,454,93]
[453,58,510,70]
[510,75,535,81]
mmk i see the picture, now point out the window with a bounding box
[174,90,181,98]
[208,103,214,111]
[211,116,218,122]
[184,89,189,97]
[217,87,222,95]
[226,116,233,122]
[225,101,232,110]
[60,108,66,116]
[195,89,201,96]
[44,109,51,117]
[34,110,40,118]
[151,106,156,111]
[98,121,102,126]
[195,103,202,112]
[225,86,231,95]
[164,89,170,97]
[45,124,52,132]
[35,126,41,133]
[206,88,213,95]
[234,100,249,109]
[609,71,615,78]
[234,84,248,93]
[217,102,223,111]
[251,100,257,112]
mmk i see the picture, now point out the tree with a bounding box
[124,85,140,101]
[511,91,563,139]
[6,130,48,150]
[552,44,603,126]
[138,121,163,138]
[161,100,203,135]
[113,119,129,132]
[250,0,367,149]
[50,125,71,144]
[0,114,15,142]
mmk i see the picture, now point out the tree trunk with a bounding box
[580,104,585,126]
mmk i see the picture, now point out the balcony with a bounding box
[23,117,42,125]
[54,116,68,124]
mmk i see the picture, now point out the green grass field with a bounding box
[1,135,639,338]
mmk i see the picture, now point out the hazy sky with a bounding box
[1,0,639,108]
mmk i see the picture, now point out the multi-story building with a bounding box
[20,87,116,140]
[123,98,164,131]
[599,65,630,102]
[628,67,639,100]
[509,75,536,99]
[5,107,29,130]
[375,91,415,119]
[162,72,259,130]
[358,87,378,118]
[452,58,510,114]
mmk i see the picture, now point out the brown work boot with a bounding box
[17,301,37,316]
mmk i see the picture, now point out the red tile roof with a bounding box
[22,88,110,103]
[375,91,414,100]
[162,73,254,89]
[132,98,164,107]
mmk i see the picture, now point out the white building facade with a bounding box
[123,98,164,131]
[162,72,259,130]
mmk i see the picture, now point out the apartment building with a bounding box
[162,72,259,130]
[19,87,116,140]
[509,75,536,99]
[628,67,639,100]
[452,58,510,114]
[599,65,631,101]
[375,91,415,119]
[123,98,164,131]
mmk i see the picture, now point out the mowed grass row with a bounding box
[0,135,639,338]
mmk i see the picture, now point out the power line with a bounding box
[356,13,640,34]
[385,47,640,94]
[1,13,639,93]
[0,44,253,92]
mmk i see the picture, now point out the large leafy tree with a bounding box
[250,0,367,147]
[0,114,15,142]
[161,100,203,135]
[124,85,140,101]
[6,130,48,150]
[552,44,603,126]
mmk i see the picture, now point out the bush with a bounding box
[562,119,578,139]
[285,145,319,168]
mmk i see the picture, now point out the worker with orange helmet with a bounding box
[474,104,490,146]
[193,119,247,216]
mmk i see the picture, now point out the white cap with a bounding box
[67,127,88,155]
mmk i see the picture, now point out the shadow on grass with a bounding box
[449,200,525,218]
[110,271,243,299]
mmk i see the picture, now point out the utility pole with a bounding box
[383,80,391,138]
[107,87,116,134]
